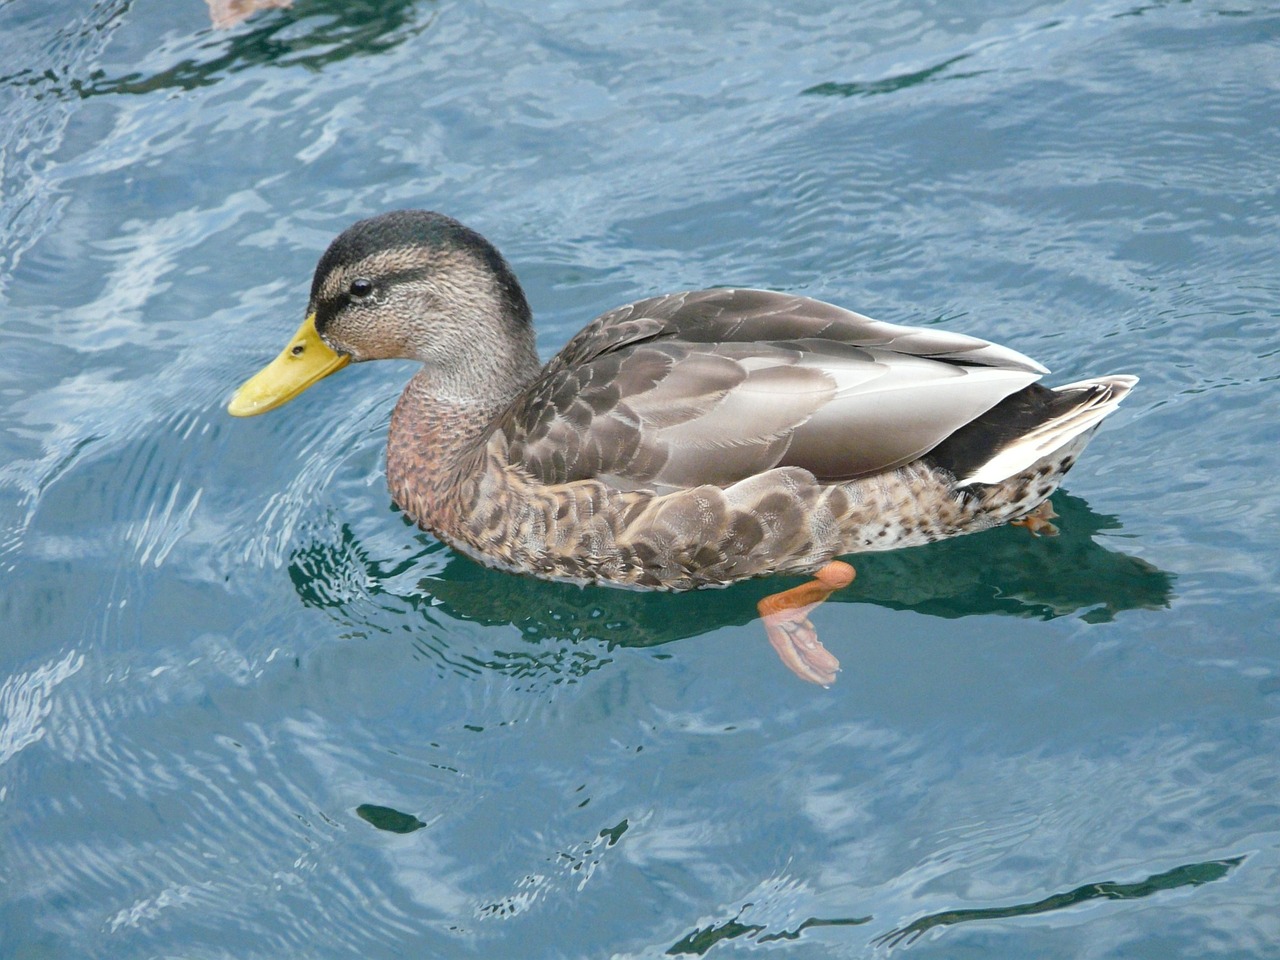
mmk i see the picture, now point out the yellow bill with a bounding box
[227,313,350,417]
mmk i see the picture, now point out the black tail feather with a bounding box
[923,381,1114,482]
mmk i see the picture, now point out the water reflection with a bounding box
[662,855,1242,954]
[26,0,432,99]
[802,54,986,99]
[669,911,870,956]
[286,492,1174,683]
[872,856,1244,949]
[355,803,428,834]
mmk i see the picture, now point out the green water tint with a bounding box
[668,913,872,956]
[874,856,1245,948]
[802,53,985,99]
[286,493,1172,668]
[665,857,1243,954]
[58,0,428,99]
[355,804,427,834]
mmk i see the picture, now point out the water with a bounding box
[2,0,1278,956]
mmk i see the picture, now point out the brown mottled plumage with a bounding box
[229,210,1137,681]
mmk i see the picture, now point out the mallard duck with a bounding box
[229,210,1136,684]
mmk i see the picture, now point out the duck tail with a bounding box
[949,374,1138,487]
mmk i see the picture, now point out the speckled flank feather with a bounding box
[388,348,1130,592]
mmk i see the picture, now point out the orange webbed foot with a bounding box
[1010,500,1059,537]
[756,561,855,687]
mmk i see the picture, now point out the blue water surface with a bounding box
[2,0,1278,957]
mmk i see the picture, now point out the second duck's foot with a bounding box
[756,561,855,687]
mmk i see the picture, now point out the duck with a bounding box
[228,210,1137,684]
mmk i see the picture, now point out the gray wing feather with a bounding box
[499,289,1045,488]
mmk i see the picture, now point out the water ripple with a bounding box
[2,1,1279,957]
[0,648,83,770]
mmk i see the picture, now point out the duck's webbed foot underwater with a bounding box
[1009,499,1060,537]
[756,561,856,687]
[756,499,1068,685]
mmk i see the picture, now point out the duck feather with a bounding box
[499,288,1045,491]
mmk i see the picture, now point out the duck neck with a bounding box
[386,365,534,532]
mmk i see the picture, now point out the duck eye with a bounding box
[348,278,375,299]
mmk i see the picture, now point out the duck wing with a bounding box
[498,289,1047,490]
